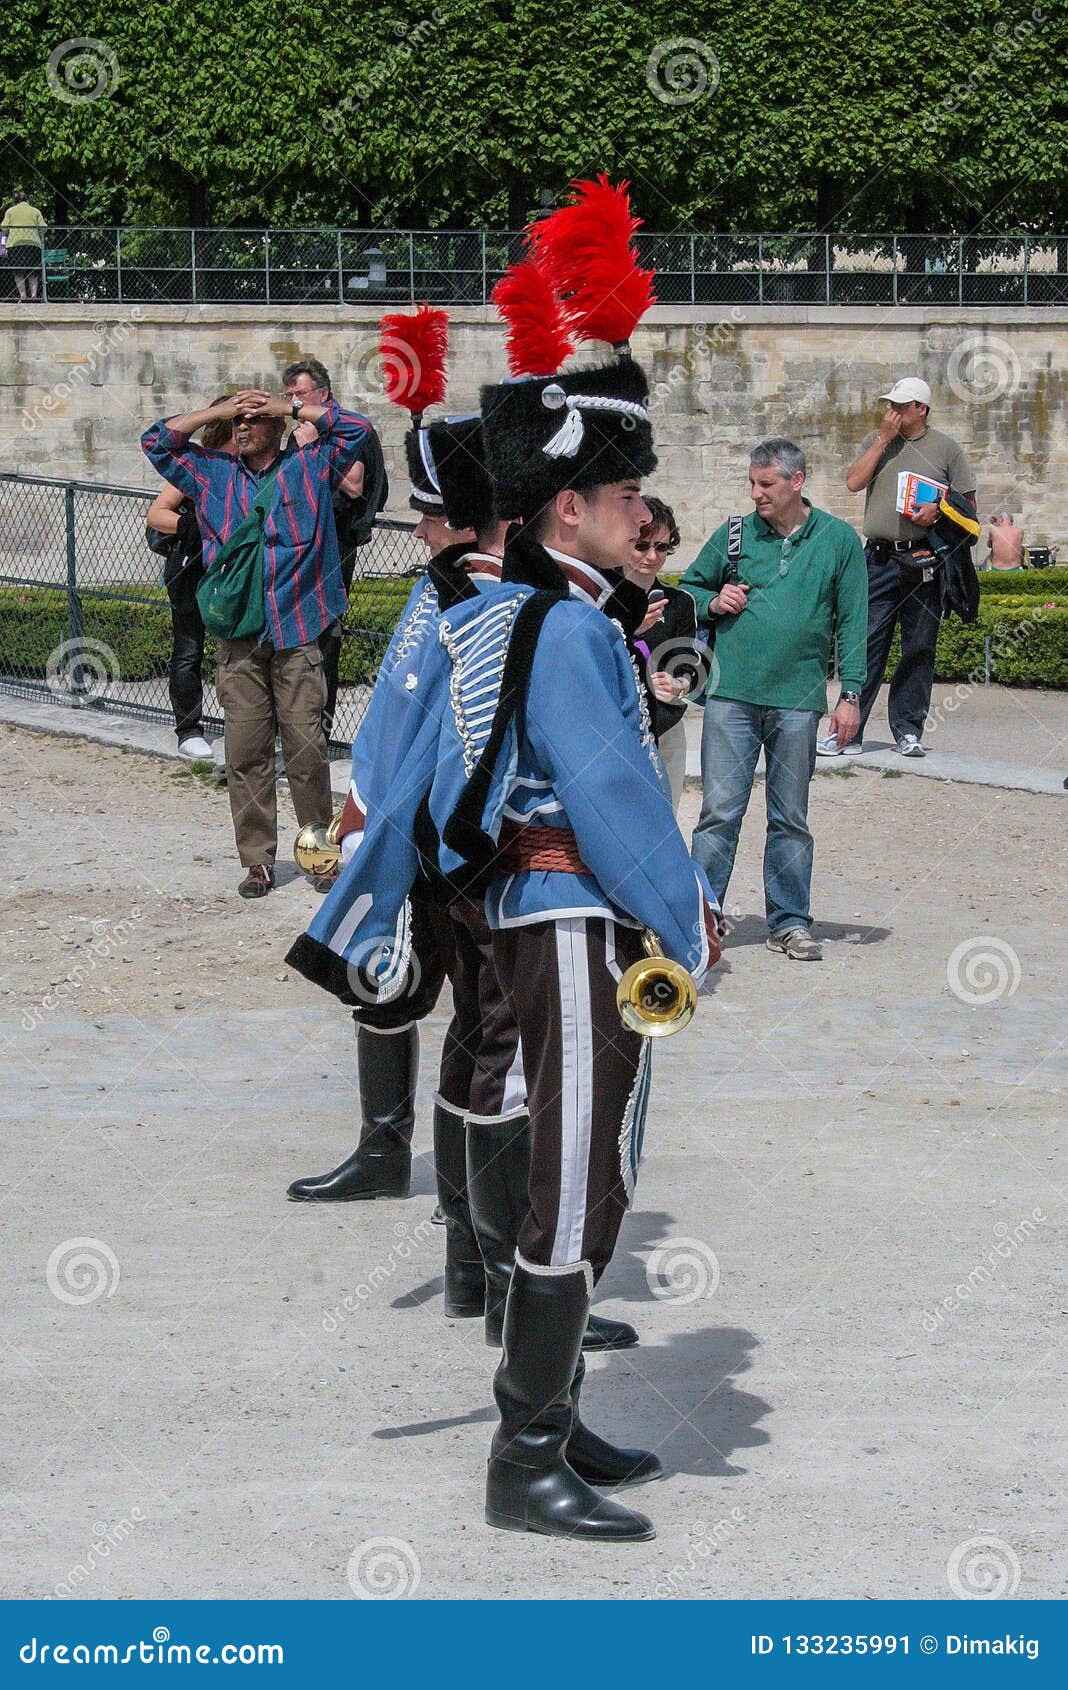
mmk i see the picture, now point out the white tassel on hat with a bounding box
[540,384,650,460]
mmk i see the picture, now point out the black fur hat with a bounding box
[479,357,657,524]
[404,412,495,534]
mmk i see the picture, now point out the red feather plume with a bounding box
[378,304,449,414]
[490,257,575,377]
[528,176,656,347]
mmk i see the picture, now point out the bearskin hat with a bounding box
[480,358,656,524]
[403,412,495,533]
[479,175,657,523]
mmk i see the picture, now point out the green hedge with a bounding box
[977,567,1067,598]
[883,597,1068,688]
[3,574,1066,693]
[0,577,418,688]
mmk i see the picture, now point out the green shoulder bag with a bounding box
[195,466,280,640]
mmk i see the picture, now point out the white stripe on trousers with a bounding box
[551,917,594,1266]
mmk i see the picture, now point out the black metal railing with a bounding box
[4,229,1066,308]
[0,472,424,749]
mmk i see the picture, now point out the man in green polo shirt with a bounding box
[680,439,867,962]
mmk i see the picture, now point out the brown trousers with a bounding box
[215,636,333,867]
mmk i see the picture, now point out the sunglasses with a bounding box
[636,539,672,556]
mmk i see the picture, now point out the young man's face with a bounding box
[412,512,475,556]
[566,480,651,572]
[749,464,804,525]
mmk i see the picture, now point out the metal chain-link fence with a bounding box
[0,472,423,750]
[8,228,1067,307]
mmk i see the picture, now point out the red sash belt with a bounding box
[496,821,591,876]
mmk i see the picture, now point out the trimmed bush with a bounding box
[883,598,1068,688]
[978,567,1066,598]
[0,576,419,689]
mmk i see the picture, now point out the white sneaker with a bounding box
[896,734,925,758]
[178,735,213,760]
[816,732,863,757]
[767,928,823,961]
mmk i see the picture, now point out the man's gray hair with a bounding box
[750,438,806,479]
[282,357,332,396]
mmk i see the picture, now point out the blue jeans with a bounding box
[692,698,819,936]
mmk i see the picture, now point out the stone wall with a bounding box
[2,304,1065,565]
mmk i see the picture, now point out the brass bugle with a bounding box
[616,929,697,1038]
[294,805,345,877]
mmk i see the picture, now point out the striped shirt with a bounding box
[142,402,370,650]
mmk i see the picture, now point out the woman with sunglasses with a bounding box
[622,496,704,812]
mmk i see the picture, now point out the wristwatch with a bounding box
[840,691,861,705]
[290,398,303,418]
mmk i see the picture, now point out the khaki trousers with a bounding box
[215,637,333,867]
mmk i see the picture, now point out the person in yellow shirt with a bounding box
[1,188,47,301]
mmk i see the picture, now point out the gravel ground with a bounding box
[0,722,1065,1601]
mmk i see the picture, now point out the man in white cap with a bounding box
[821,378,975,758]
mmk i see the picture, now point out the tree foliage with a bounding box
[1,0,1065,228]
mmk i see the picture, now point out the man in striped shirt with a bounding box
[143,390,370,897]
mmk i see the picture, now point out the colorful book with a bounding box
[897,470,947,518]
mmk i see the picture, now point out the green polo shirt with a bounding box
[679,501,869,711]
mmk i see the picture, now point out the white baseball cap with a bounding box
[879,377,932,407]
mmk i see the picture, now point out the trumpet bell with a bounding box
[293,807,344,877]
[616,956,697,1037]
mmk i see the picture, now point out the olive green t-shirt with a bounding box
[1,201,46,251]
[859,426,976,544]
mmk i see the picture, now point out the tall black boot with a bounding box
[434,1102,485,1318]
[566,1353,663,1489]
[287,1024,416,1201]
[485,1258,655,1541]
[466,1113,530,1345]
[468,1115,640,1354]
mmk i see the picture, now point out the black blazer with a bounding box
[636,583,706,736]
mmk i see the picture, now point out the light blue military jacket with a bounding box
[297,551,717,1003]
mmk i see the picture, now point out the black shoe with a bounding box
[566,1354,662,1489]
[467,1114,531,1345]
[434,1102,485,1317]
[485,1259,655,1541]
[286,1024,416,1202]
[582,1312,639,1351]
